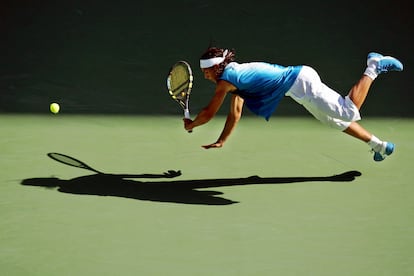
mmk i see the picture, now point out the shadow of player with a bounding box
[22,169,362,205]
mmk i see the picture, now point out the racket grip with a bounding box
[184,109,190,119]
[184,109,192,133]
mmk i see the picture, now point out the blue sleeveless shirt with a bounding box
[220,62,302,120]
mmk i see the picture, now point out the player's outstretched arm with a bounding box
[183,88,227,132]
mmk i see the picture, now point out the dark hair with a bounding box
[200,47,236,76]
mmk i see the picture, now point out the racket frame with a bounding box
[166,60,193,119]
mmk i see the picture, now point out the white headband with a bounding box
[200,49,228,68]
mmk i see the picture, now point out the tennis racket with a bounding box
[166,60,193,132]
[47,152,103,174]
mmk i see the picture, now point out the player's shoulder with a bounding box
[231,61,275,69]
[224,61,239,70]
[224,61,259,73]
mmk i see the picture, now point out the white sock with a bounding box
[364,66,378,80]
[367,135,383,152]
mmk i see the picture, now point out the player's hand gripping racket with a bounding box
[166,60,193,132]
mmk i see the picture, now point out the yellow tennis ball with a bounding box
[50,103,60,114]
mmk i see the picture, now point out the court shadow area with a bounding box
[21,171,362,205]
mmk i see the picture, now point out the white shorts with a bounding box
[285,66,361,130]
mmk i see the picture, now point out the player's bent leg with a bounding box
[347,76,373,109]
[348,52,403,109]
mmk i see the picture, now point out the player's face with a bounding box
[202,67,218,83]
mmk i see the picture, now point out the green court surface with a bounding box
[1,115,413,276]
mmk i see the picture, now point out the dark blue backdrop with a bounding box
[1,0,412,116]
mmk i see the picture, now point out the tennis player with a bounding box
[183,47,403,161]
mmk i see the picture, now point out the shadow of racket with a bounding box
[48,152,104,174]
[47,152,181,178]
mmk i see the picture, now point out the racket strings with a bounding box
[169,66,191,99]
[167,61,193,111]
[48,153,95,171]
[49,154,85,167]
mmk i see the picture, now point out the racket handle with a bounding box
[184,109,190,119]
[184,109,192,133]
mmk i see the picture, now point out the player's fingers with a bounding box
[202,143,221,149]
[183,118,193,129]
